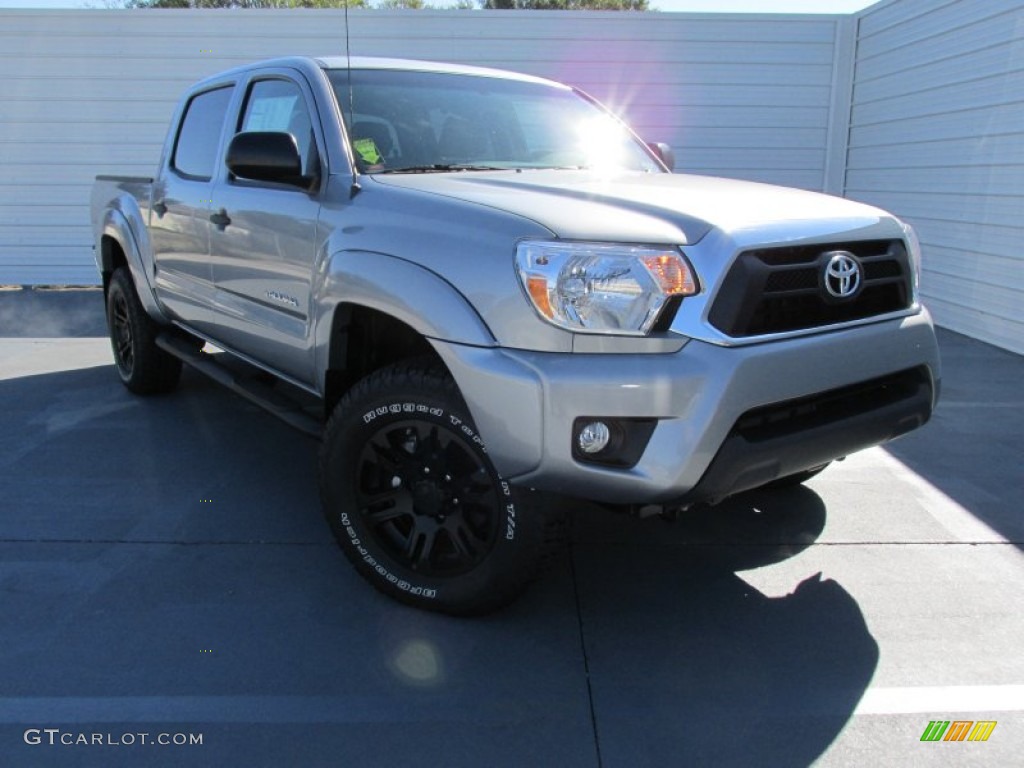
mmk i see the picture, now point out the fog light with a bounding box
[577,421,611,454]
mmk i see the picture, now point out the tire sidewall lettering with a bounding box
[362,402,447,425]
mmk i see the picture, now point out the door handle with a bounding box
[210,209,231,230]
[152,200,168,217]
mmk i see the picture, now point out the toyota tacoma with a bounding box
[91,56,940,614]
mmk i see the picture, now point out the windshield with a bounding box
[327,68,661,174]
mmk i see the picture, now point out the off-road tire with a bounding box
[319,360,566,615]
[106,267,182,394]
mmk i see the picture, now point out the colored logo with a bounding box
[920,720,997,742]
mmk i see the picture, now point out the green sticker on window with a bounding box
[353,138,382,165]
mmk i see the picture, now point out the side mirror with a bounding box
[647,142,676,172]
[226,131,315,189]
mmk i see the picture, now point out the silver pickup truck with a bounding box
[91,56,940,614]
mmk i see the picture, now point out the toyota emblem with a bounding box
[823,251,861,299]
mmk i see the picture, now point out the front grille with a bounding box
[709,239,912,337]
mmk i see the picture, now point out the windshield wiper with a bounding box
[375,164,507,174]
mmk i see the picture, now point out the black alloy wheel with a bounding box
[356,419,500,578]
[110,287,135,376]
[105,267,182,394]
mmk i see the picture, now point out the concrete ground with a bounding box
[0,287,1021,767]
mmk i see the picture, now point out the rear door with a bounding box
[207,68,325,385]
[150,84,234,335]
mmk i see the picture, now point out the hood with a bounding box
[370,170,893,246]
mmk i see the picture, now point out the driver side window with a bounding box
[239,78,319,178]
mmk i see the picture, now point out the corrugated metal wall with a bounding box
[0,9,843,285]
[2,4,1022,356]
[845,0,1024,355]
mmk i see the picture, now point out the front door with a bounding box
[207,72,323,385]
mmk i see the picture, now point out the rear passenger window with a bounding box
[172,86,233,180]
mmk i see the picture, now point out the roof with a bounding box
[315,56,568,89]
[188,55,569,95]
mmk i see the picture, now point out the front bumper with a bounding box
[432,310,940,506]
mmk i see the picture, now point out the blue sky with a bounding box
[0,0,880,11]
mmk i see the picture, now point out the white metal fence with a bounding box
[1,2,1021,354]
[0,8,849,284]
[844,0,1024,354]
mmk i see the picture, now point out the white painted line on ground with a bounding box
[874,451,1009,544]
[855,685,1024,715]
[4,686,1021,723]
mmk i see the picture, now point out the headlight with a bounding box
[900,221,922,302]
[515,241,698,335]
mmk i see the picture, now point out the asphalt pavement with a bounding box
[1,287,1021,767]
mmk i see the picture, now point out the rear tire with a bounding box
[106,267,182,394]
[319,360,565,615]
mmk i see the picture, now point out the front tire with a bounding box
[106,267,182,394]
[319,361,565,615]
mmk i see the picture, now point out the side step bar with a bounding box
[156,334,322,438]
